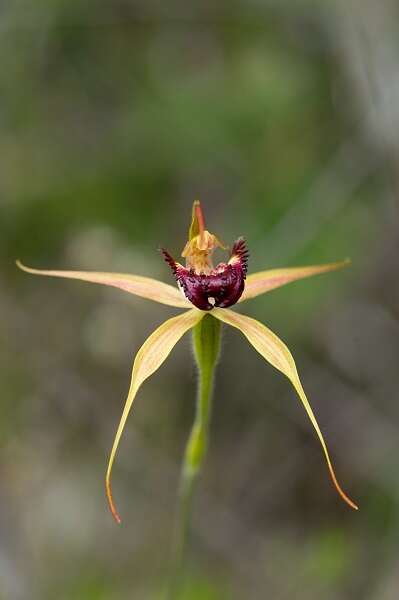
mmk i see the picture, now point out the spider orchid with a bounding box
[17,201,358,526]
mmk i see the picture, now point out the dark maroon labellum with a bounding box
[161,238,249,311]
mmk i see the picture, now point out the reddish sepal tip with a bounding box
[106,482,122,524]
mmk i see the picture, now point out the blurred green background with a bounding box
[2,1,399,598]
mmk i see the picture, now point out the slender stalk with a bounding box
[168,314,221,596]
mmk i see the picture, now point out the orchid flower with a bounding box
[17,201,358,531]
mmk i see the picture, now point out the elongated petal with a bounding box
[16,260,190,308]
[239,259,350,303]
[212,308,358,511]
[106,308,204,523]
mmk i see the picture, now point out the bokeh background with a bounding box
[2,1,399,598]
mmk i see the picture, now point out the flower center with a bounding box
[181,230,225,274]
[161,201,249,311]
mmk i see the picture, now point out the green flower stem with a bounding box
[169,313,221,592]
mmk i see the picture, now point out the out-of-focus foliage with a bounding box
[2,1,399,599]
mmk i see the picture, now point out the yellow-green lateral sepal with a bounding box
[106,308,204,523]
[240,259,350,303]
[212,308,358,511]
[17,260,191,308]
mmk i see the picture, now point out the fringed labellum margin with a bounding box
[17,198,357,524]
[161,202,249,310]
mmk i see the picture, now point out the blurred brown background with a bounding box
[2,1,399,598]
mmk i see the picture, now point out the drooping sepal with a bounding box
[106,309,204,523]
[212,308,358,512]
